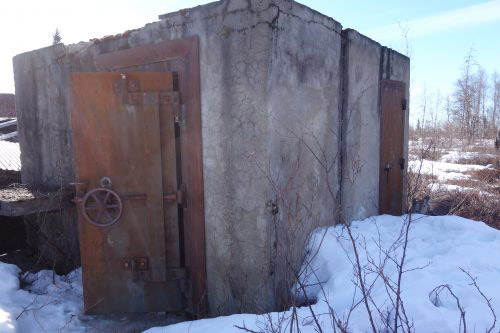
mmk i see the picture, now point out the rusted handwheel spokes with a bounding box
[81,188,123,227]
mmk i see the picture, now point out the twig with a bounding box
[429,284,466,333]
[460,267,497,333]
[345,224,377,333]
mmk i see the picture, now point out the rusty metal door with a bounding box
[70,72,185,314]
[379,80,406,215]
[95,37,207,316]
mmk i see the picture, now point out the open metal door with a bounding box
[70,72,186,314]
[379,80,406,215]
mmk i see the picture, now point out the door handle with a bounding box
[384,164,392,184]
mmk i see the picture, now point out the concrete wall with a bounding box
[0,94,16,117]
[13,0,408,316]
[341,29,410,223]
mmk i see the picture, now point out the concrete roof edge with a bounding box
[158,0,221,20]
[290,0,342,32]
[158,0,342,32]
[342,28,410,62]
[343,28,381,48]
[13,43,67,62]
[387,48,410,62]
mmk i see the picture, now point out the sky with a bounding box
[1,0,499,123]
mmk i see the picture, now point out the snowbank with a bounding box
[408,159,487,181]
[0,265,83,332]
[1,215,499,332]
[147,215,500,332]
[440,150,496,164]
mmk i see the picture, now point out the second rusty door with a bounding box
[379,80,406,215]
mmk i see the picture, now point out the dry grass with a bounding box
[409,136,500,229]
[430,191,500,229]
[407,172,437,203]
[456,155,498,166]
[462,145,498,153]
[466,168,500,185]
[445,170,499,195]
[426,168,500,229]
[409,145,444,162]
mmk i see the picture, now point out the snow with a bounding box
[429,183,497,198]
[440,150,496,164]
[0,265,83,332]
[1,215,500,332]
[408,159,487,181]
[429,183,475,193]
[146,215,500,333]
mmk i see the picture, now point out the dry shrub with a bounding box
[465,168,500,184]
[463,145,497,154]
[430,191,500,229]
[456,155,498,166]
[407,171,437,202]
[431,168,500,228]
[409,139,443,161]
[444,169,499,197]
[444,179,479,193]
[423,147,444,161]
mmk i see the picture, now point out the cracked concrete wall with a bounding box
[13,0,407,316]
[265,1,342,309]
[341,29,410,224]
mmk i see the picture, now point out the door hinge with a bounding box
[159,92,185,126]
[399,158,405,170]
[401,98,407,111]
[174,104,186,127]
[163,183,186,206]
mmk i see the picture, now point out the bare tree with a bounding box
[492,71,500,136]
[419,85,428,137]
[474,67,487,138]
[452,49,477,144]
[431,90,442,131]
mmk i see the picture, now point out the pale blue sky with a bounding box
[1,0,499,123]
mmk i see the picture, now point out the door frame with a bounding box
[96,36,206,315]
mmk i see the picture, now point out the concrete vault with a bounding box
[10,0,409,316]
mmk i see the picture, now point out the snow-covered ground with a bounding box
[0,266,83,332]
[440,149,497,164]
[408,139,498,194]
[408,159,487,182]
[2,215,500,332]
